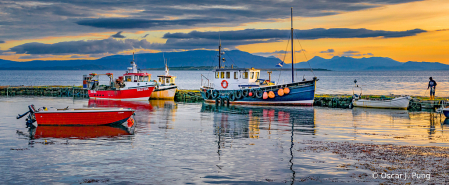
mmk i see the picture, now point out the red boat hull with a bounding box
[89,86,155,100]
[35,110,134,126]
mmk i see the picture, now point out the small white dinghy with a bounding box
[351,80,411,109]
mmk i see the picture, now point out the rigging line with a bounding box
[224,51,236,67]
[279,34,291,82]
[294,31,316,77]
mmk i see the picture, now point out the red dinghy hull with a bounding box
[34,109,134,126]
[89,86,155,101]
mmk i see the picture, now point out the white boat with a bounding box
[351,81,411,109]
[352,96,411,109]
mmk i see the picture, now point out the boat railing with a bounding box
[201,74,211,88]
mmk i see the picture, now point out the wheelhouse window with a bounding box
[226,72,230,79]
[166,78,170,84]
[125,76,132,82]
[255,72,260,79]
[159,77,162,82]
[243,72,248,79]
[220,72,225,79]
[215,72,219,79]
[234,72,238,79]
[250,72,254,79]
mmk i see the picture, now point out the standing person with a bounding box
[428,77,437,100]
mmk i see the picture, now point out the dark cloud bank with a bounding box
[0,0,424,40]
[9,28,426,55]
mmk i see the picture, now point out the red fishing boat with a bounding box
[84,53,156,101]
[17,105,135,127]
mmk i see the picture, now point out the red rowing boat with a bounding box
[17,105,135,127]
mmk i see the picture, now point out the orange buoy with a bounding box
[277,88,284,96]
[263,91,268,99]
[127,118,135,128]
[268,91,275,98]
[284,87,290,94]
[249,92,253,97]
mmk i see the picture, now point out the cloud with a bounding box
[9,38,153,55]
[7,27,426,55]
[18,54,53,59]
[111,31,125,38]
[76,18,227,29]
[341,50,374,57]
[164,28,426,40]
[0,40,4,43]
[320,49,334,53]
[142,34,149,38]
[0,0,424,39]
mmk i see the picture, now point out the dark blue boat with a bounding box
[199,8,317,106]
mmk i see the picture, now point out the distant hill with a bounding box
[0,50,282,70]
[291,56,449,71]
[1,51,448,71]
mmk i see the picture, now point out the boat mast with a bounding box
[291,7,294,83]
[218,38,222,68]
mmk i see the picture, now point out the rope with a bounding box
[294,31,315,77]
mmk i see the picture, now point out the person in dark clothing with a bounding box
[428,77,437,100]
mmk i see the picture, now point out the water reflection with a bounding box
[149,100,177,130]
[201,104,315,138]
[17,125,134,140]
[201,103,315,184]
[352,107,410,120]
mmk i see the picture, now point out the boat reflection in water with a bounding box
[18,124,135,140]
[201,103,314,182]
[352,107,410,120]
[201,103,315,138]
[149,100,177,130]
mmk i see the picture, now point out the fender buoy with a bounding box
[255,89,264,99]
[242,89,249,97]
[221,80,229,88]
[250,89,257,97]
[263,91,268,99]
[127,117,135,128]
[229,93,236,101]
[268,91,275,98]
[235,90,243,99]
[284,87,290,94]
[212,90,219,98]
[249,92,253,97]
[277,89,284,96]
[205,90,211,99]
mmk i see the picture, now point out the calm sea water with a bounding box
[1,97,448,184]
[0,70,448,96]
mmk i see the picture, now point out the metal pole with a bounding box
[291,7,294,83]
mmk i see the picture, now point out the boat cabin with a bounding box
[157,75,176,86]
[119,61,153,89]
[213,68,275,90]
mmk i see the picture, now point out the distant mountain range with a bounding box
[292,56,449,71]
[0,50,448,71]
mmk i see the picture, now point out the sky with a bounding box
[0,0,448,64]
